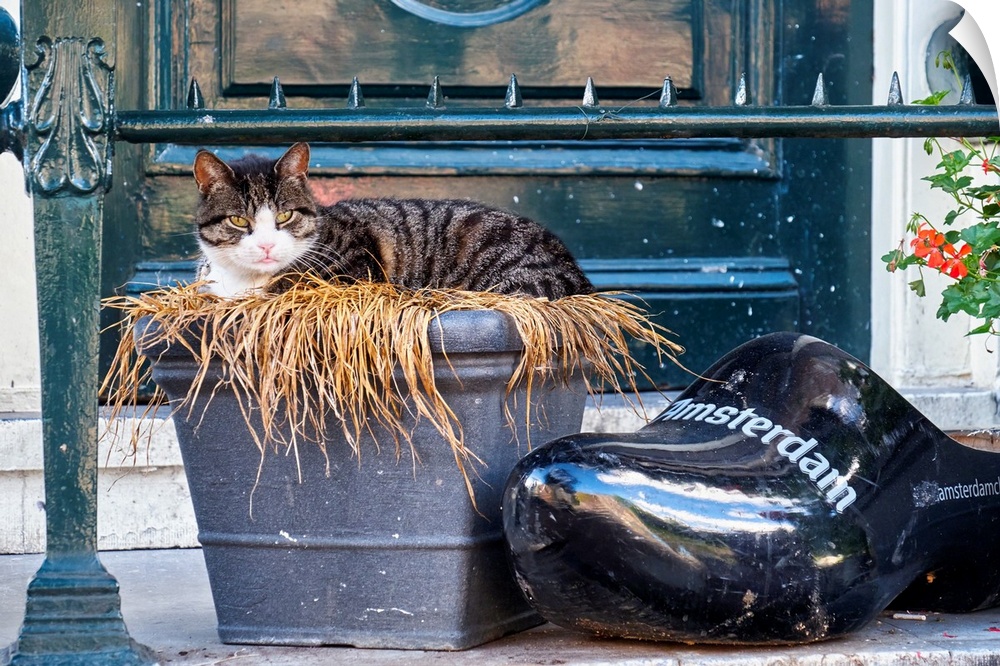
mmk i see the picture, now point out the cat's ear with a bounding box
[193,150,235,195]
[275,142,310,180]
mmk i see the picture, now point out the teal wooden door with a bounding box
[100,0,872,389]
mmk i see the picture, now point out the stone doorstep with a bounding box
[0,388,996,554]
[4,548,1000,665]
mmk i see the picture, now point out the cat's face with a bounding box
[193,143,318,280]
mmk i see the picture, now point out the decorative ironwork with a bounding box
[582,77,599,108]
[347,76,365,109]
[811,73,829,106]
[390,0,544,27]
[960,73,976,105]
[268,76,287,110]
[25,36,114,195]
[118,91,997,145]
[735,72,752,106]
[426,75,444,109]
[140,71,996,146]
[659,77,678,108]
[887,71,903,105]
[186,78,204,110]
[505,73,523,109]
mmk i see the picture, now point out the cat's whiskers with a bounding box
[292,245,347,274]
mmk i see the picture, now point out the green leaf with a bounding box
[944,209,961,226]
[949,175,975,193]
[924,173,975,193]
[913,90,949,105]
[981,301,1000,320]
[881,249,904,271]
[909,279,926,297]
[982,283,1000,318]
[938,281,981,321]
[968,320,995,336]
[923,174,956,191]
[938,149,972,174]
[961,222,1000,250]
[966,185,1000,200]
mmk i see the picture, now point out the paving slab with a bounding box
[3,549,1000,664]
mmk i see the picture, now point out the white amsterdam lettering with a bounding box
[825,481,857,513]
[798,452,830,480]
[936,476,1000,503]
[660,398,857,513]
[775,436,818,463]
[741,416,773,437]
[704,406,739,425]
[762,425,794,443]
[727,407,759,430]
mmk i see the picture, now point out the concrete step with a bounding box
[3,548,1000,665]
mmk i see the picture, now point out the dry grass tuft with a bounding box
[102,276,684,496]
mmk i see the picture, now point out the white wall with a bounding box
[0,0,39,413]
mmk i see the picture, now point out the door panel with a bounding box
[227,0,697,93]
[102,0,872,391]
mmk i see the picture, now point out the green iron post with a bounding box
[0,1,154,663]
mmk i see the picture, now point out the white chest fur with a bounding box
[199,262,272,298]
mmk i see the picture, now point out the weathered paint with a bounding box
[3,0,155,663]
[115,104,998,145]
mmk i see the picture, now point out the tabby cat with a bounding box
[193,143,593,299]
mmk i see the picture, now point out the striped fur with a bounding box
[193,143,593,299]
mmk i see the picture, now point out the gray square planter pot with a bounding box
[135,309,587,650]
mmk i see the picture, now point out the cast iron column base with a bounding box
[2,555,157,665]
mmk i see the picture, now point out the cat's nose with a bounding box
[257,242,275,255]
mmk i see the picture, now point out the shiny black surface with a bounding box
[503,332,1000,644]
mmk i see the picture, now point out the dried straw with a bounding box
[101,276,684,498]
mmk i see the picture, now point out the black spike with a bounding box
[505,73,523,109]
[658,76,678,108]
[734,72,752,106]
[347,76,365,109]
[426,76,444,109]
[887,72,903,105]
[582,77,599,108]
[186,78,204,110]
[268,76,287,109]
[960,73,976,105]
[811,72,829,106]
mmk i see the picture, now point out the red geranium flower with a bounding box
[910,223,971,279]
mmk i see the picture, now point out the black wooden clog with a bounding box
[503,332,1000,644]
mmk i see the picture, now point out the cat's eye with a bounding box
[226,215,251,229]
[275,210,294,225]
